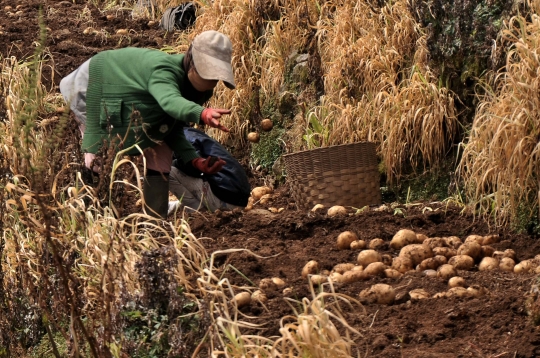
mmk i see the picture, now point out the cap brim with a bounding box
[192,47,236,89]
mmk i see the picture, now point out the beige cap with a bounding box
[192,30,235,89]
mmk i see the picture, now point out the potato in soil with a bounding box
[336,231,358,250]
[247,132,260,143]
[261,118,273,131]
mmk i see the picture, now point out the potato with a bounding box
[448,255,475,271]
[359,284,396,305]
[417,255,447,271]
[337,231,358,250]
[448,276,466,288]
[464,234,484,245]
[467,285,488,298]
[329,272,344,283]
[384,269,402,278]
[433,247,457,259]
[328,205,348,217]
[399,244,433,266]
[478,257,499,271]
[301,260,319,279]
[116,29,129,35]
[310,275,327,285]
[444,236,463,249]
[272,277,286,288]
[333,263,355,274]
[499,257,515,272]
[482,234,500,246]
[503,249,517,261]
[390,229,417,250]
[83,27,96,35]
[457,242,482,261]
[350,240,366,250]
[369,238,386,250]
[447,287,469,298]
[433,292,447,298]
[423,237,447,250]
[363,262,387,277]
[244,197,254,211]
[352,265,364,271]
[247,132,260,143]
[234,292,252,307]
[437,264,457,280]
[392,256,414,273]
[341,270,367,284]
[311,204,325,212]
[492,251,505,260]
[261,118,273,131]
[259,278,278,291]
[283,287,293,296]
[422,269,437,278]
[251,290,268,303]
[416,233,429,244]
[409,288,430,300]
[259,194,273,204]
[357,249,382,267]
[481,245,495,258]
[251,186,272,200]
[514,260,535,274]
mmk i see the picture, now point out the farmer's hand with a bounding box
[191,157,226,175]
[200,108,230,132]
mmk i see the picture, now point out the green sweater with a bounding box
[84,47,212,163]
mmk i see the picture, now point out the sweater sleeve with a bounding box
[164,126,200,164]
[147,66,203,124]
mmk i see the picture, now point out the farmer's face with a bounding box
[188,67,218,92]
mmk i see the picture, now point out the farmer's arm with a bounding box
[147,67,212,124]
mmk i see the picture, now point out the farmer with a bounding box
[168,127,251,214]
[59,30,235,218]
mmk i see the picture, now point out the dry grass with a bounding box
[312,0,459,182]
[146,0,460,182]
[458,2,540,226]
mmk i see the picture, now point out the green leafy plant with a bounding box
[303,109,329,149]
[251,128,285,169]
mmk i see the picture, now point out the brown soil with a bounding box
[196,192,540,358]
[3,1,540,357]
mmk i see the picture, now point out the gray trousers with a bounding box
[168,166,241,213]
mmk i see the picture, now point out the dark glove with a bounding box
[191,156,226,175]
[200,108,230,132]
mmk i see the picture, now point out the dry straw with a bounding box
[314,0,459,182]
[458,2,540,226]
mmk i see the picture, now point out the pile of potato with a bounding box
[234,276,289,308]
[245,185,285,213]
[297,228,536,305]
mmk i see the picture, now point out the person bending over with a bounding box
[59,30,235,218]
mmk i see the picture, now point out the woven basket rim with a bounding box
[283,141,377,158]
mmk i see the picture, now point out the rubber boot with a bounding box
[143,173,170,219]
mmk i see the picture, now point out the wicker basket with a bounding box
[283,142,381,209]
